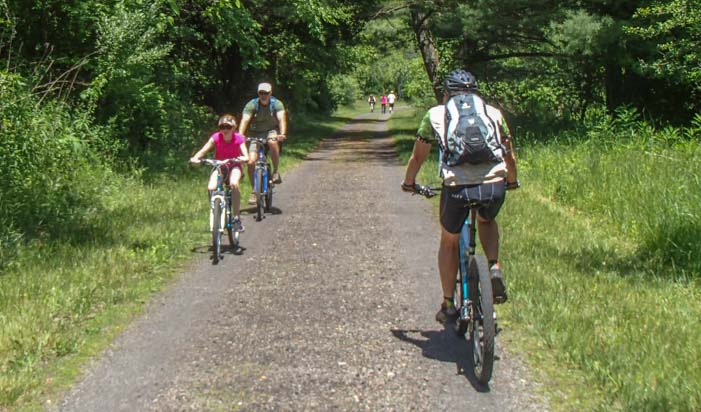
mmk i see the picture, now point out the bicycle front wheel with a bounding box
[468,255,495,384]
[255,167,264,221]
[226,204,237,249]
[212,198,223,264]
[264,164,273,212]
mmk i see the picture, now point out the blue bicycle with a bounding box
[249,136,275,221]
[414,185,497,384]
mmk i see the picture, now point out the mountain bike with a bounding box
[194,158,243,264]
[249,136,275,222]
[412,185,497,384]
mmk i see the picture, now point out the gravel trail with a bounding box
[53,110,547,411]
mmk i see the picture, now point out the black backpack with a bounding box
[442,93,503,166]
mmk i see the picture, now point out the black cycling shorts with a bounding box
[439,181,506,234]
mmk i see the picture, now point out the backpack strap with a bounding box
[253,96,278,117]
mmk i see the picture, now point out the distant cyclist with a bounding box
[401,69,519,324]
[239,82,287,205]
[368,95,376,112]
[190,114,249,232]
[387,91,397,114]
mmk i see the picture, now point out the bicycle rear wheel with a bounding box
[255,167,264,221]
[212,198,223,264]
[468,254,495,384]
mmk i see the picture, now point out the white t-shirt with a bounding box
[387,93,396,104]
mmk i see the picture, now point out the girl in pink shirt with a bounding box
[190,114,249,226]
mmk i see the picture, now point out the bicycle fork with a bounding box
[458,214,498,332]
[210,191,227,232]
[458,223,471,322]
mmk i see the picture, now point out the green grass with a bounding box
[0,109,354,411]
[389,106,701,411]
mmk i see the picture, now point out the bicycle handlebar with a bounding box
[402,183,440,198]
[191,158,245,167]
[405,179,520,198]
[248,136,279,144]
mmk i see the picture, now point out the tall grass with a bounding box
[525,108,701,280]
[390,105,701,411]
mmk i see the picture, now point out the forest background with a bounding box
[1,0,700,411]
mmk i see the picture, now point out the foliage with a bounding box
[350,11,434,102]
[398,0,699,123]
[327,73,362,107]
[625,0,701,105]
[0,71,115,267]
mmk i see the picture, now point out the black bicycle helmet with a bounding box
[444,69,477,94]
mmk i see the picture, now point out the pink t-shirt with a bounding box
[381,95,388,104]
[211,132,245,160]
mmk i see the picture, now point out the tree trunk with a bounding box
[410,8,442,103]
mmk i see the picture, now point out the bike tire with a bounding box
[226,204,237,249]
[212,198,223,264]
[264,164,273,212]
[255,167,264,221]
[468,254,495,384]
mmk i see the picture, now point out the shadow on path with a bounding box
[391,327,493,393]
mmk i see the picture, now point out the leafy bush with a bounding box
[327,73,361,108]
[84,2,209,157]
[0,71,117,268]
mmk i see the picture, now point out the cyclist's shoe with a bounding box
[232,217,245,233]
[490,266,508,304]
[272,172,282,184]
[435,302,458,324]
[247,193,256,205]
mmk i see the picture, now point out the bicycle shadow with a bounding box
[191,243,246,258]
[240,206,283,216]
[390,326,492,393]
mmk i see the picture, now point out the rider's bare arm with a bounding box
[502,134,518,185]
[239,113,252,137]
[502,129,518,187]
[403,138,432,187]
[276,109,288,141]
[190,138,215,163]
[238,141,250,163]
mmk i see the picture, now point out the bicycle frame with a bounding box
[455,212,475,319]
[457,210,476,320]
[206,163,232,231]
[251,137,271,197]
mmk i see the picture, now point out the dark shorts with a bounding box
[439,181,506,234]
